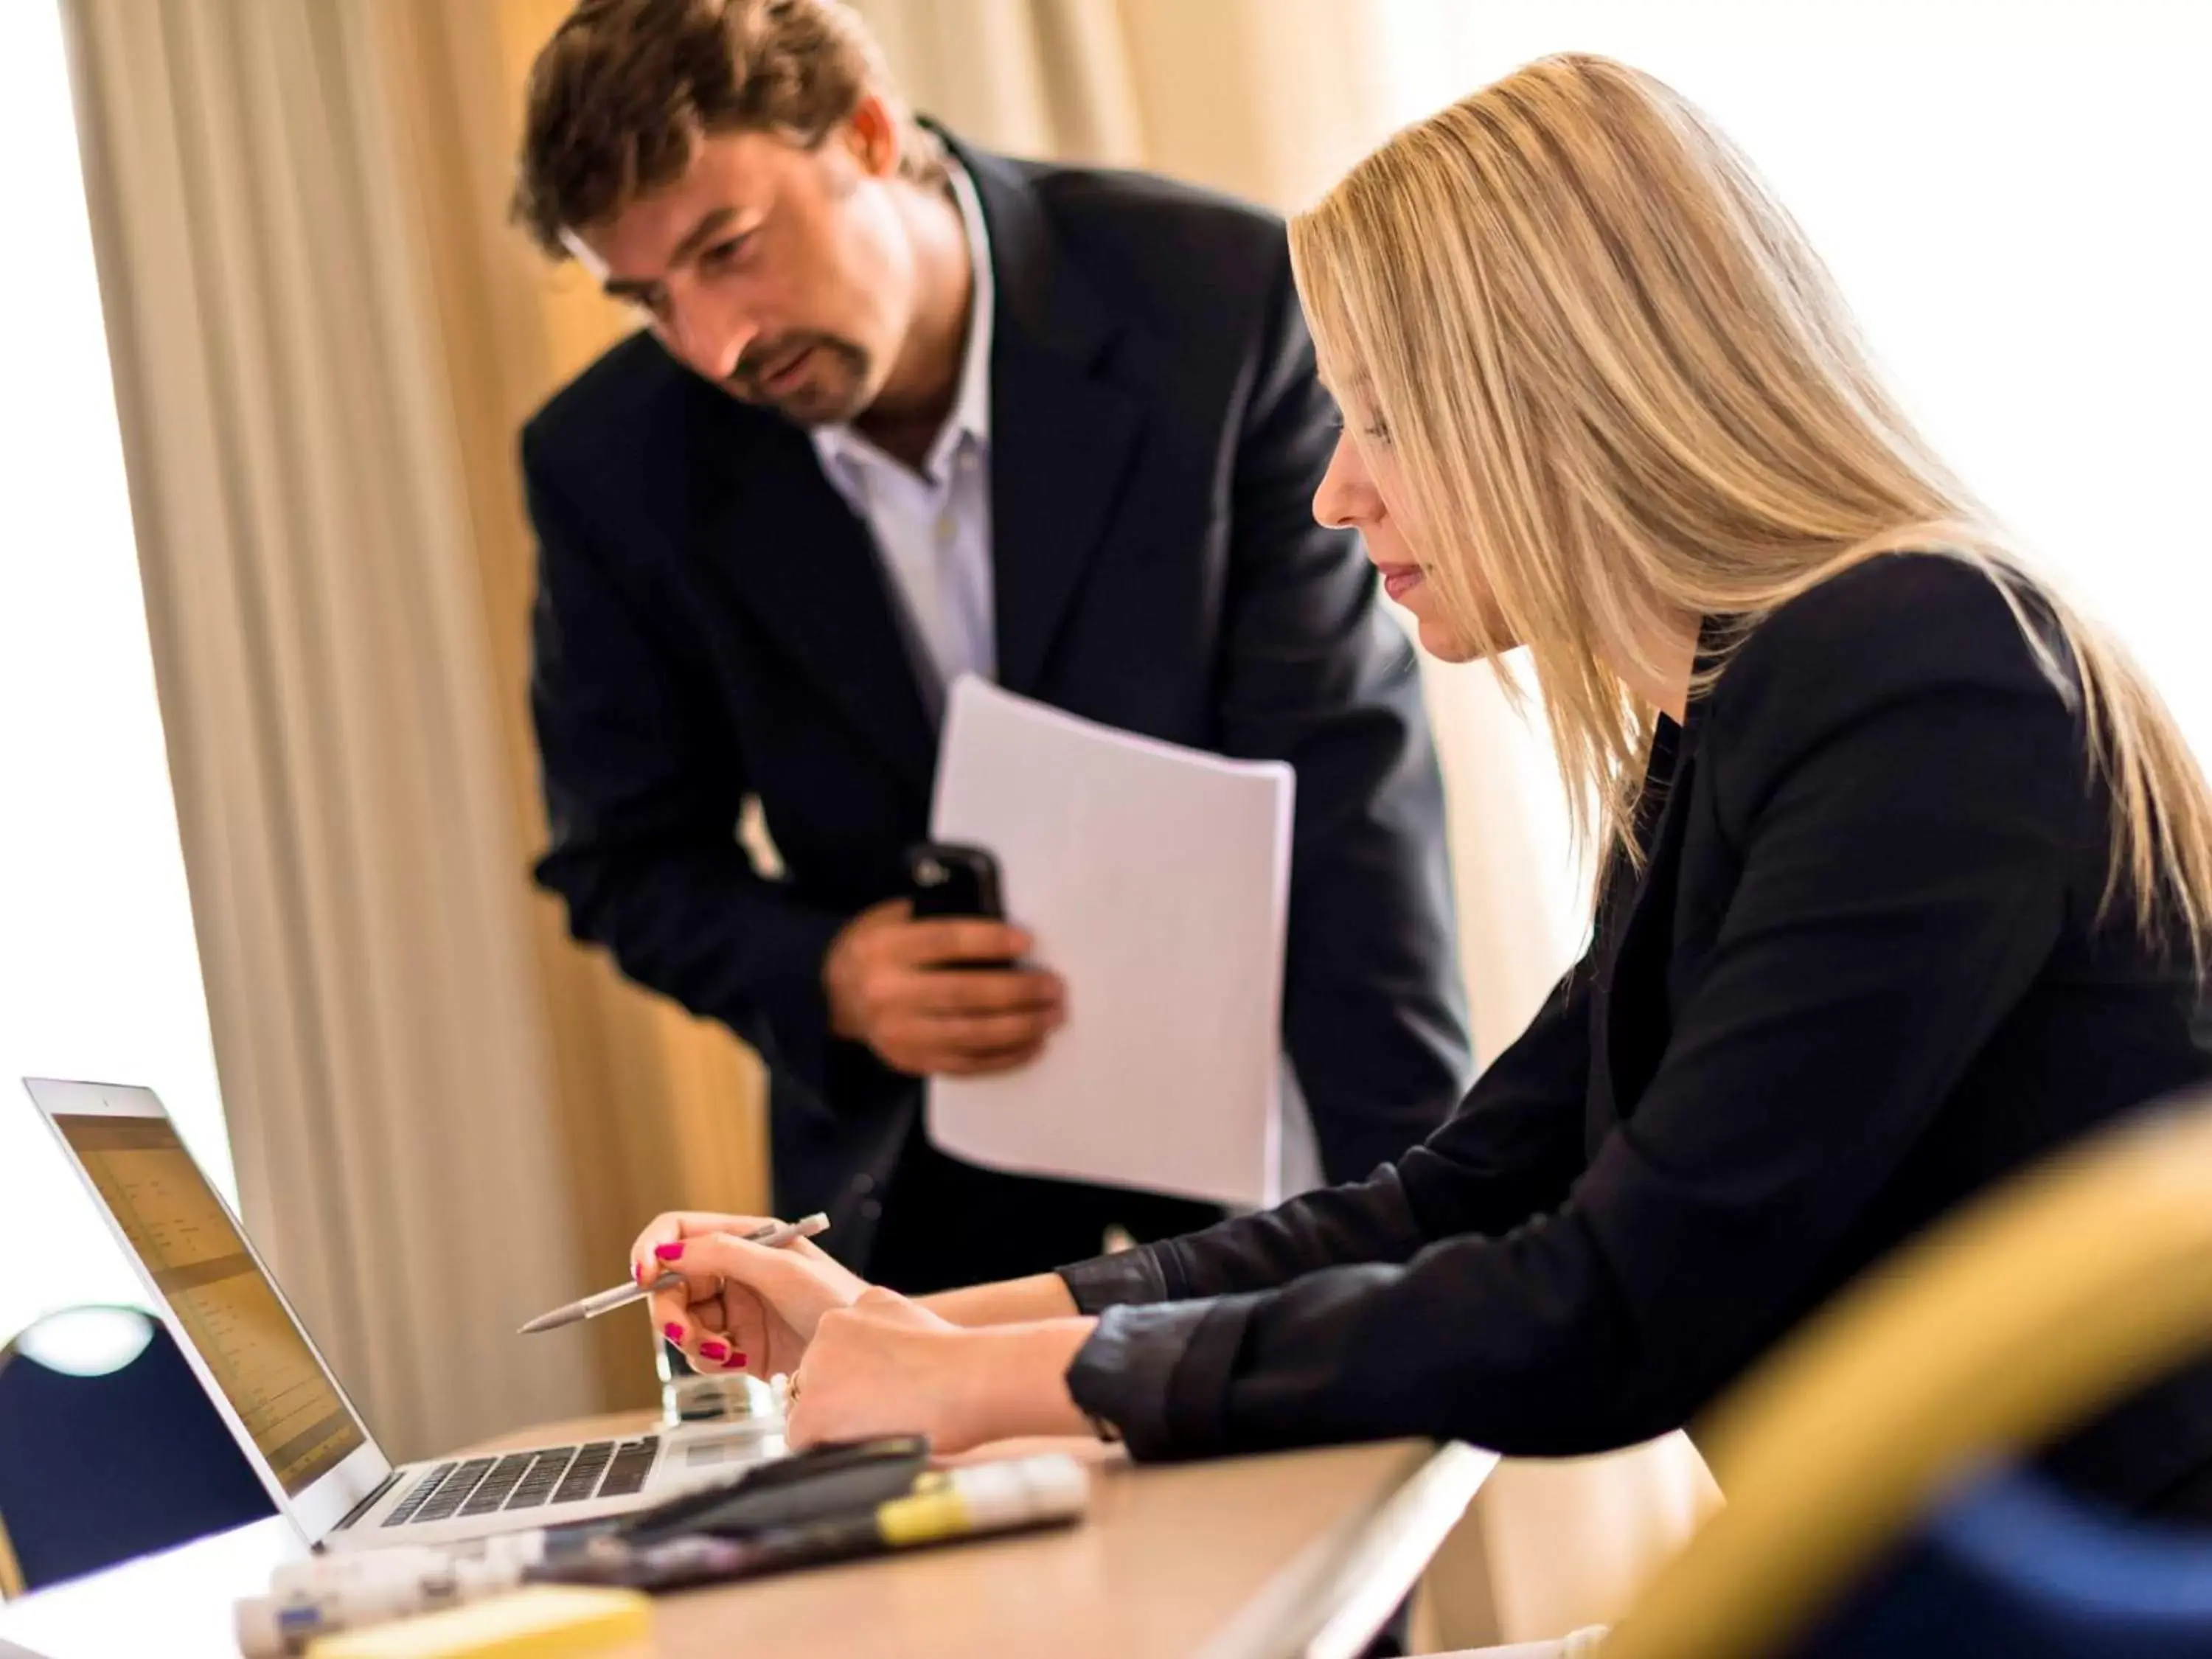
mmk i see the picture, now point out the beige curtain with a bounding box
[847,0,1721,1644]
[375,0,776,1418]
[60,0,600,1458]
[64,0,782,1449]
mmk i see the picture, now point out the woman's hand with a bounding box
[630,1211,870,1380]
[787,1290,1099,1453]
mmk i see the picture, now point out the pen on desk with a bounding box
[516,1212,830,1335]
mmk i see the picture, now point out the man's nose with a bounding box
[668,291,757,382]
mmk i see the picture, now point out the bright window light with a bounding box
[1376,0,2212,966]
[1382,0,2212,731]
[0,1,232,1347]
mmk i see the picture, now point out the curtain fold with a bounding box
[63,0,598,1459]
[379,0,776,1417]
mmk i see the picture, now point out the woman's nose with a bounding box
[1312,433,1372,529]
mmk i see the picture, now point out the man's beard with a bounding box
[727,332,872,426]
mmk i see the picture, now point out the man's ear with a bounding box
[839,93,903,180]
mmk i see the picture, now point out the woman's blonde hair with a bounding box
[1289,52,2212,964]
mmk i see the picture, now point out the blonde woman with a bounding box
[630,55,2212,1527]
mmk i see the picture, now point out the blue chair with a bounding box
[0,1306,274,1593]
[1793,1464,2212,1658]
[1603,1092,2212,1659]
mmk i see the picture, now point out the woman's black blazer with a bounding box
[1063,553,2212,1515]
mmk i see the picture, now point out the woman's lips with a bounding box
[1378,563,1426,602]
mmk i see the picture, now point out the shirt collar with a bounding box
[942,159,993,453]
[812,158,994,486]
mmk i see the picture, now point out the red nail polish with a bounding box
[664,1323,685,1343]
[725,1352,748,1369]
[699,1340,728,1361]
[653,1242,684,1262]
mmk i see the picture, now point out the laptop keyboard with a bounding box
[380,1437,658,1528]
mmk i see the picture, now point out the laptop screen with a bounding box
[50,1111,368,1495]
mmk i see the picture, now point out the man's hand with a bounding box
[823,899,1067,1077]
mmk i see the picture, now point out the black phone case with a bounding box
[905,842,1004,920]
[905,842,1012,970]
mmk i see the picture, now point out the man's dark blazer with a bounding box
[1062,554,2212,1517]
[521,137,1472,1268]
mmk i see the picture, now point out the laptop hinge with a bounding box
[327,1470,403,1538]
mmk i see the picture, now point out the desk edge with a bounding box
[1195,1440,1498,1659]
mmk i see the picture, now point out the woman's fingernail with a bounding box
[653,1242,685,1262]
[664,1323,685,1343]
[699,1340,728,1361]
[725,1352,748,1369]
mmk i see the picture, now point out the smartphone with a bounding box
[905,841,1004,920]
[904,841,1012,970]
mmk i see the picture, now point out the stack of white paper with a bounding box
[926,677,1298,1208]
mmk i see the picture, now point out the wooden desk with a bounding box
[0,1414,1492,1659]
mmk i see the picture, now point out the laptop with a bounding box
[24,1078,785,1551]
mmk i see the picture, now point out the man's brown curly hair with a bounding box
[512,0,942,258]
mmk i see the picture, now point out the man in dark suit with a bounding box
[512,0,1470,1291]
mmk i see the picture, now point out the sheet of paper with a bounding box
[926,677,1297,1208]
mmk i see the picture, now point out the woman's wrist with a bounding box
[921,1273,1079,1329]
[954,1317,1099,1446]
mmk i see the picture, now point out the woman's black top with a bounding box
[1062,553,2212,1515]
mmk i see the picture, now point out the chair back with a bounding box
[1789,1464,2212,1658]
[0,1306,274,1593]
[1604,1091,2212,1659]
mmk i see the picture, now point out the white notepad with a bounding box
[925,677,1298,1208]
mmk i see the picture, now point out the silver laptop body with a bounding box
[23,1078,782,1551]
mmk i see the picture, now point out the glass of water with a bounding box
[653,1328,771,1427]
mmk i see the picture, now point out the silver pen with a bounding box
[516,1212,831,1334]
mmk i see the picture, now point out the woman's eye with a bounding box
[701,236,749,270]
[1363,417,1392,444]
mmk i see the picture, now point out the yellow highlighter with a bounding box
[304,1585,650,1659]
[703,1451,1092,1565]
[877,1458,1085,1548]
